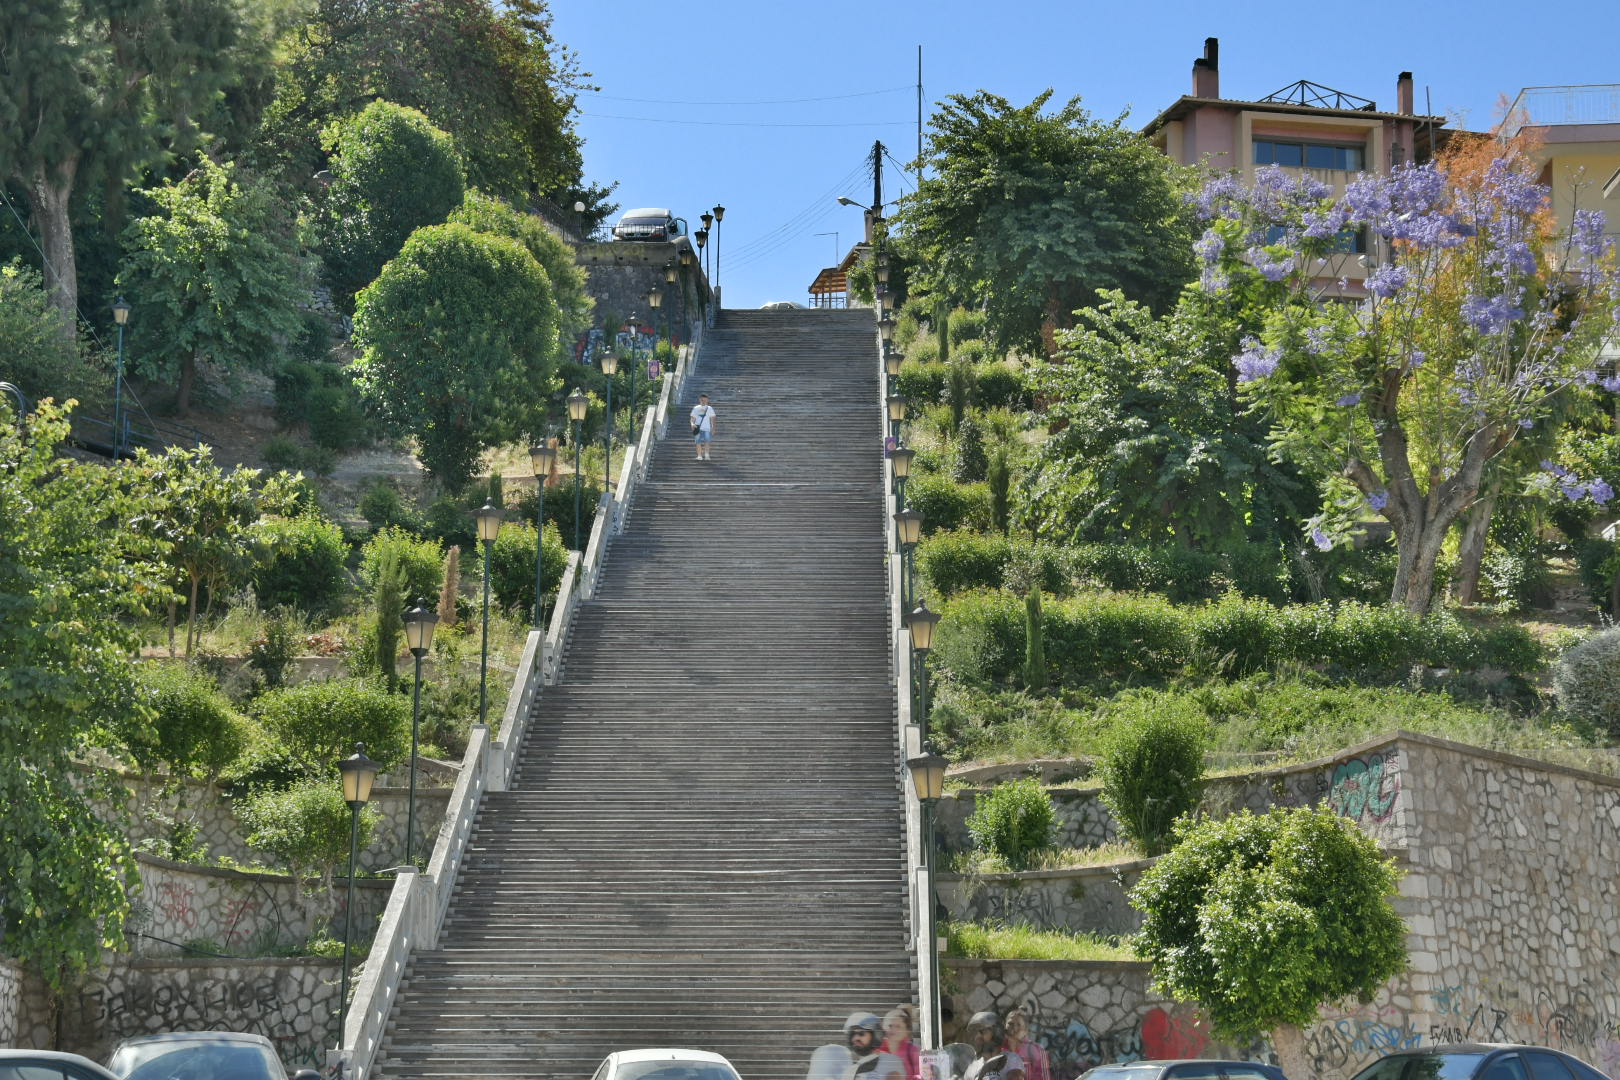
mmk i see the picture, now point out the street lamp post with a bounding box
[112,297,131,458]
[699,212,714,281]
[529,443,558,628]
[663,262,677,351]
[402,600,438,866]
[601,341,620,492]
[474,502,503,725]
[908,600,941,737]
[895,508,922,617]
[678,249,694,344]
[884,346,904,397]
[906,747,948,1049]
[712,204,725,295]
[568,388,589,550]
[890,446,915,510]
[886,394,908,444]
[573,199,587,240]
[337,743,379,1039]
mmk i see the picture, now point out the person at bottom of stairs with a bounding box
[690,393,716,461]
[841,1012,905,1080]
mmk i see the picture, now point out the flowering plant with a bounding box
[1194,159,1620,611]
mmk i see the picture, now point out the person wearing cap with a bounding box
[962,1011,1024,1080]
[690,393,715,461]
[841,1011,906,1080]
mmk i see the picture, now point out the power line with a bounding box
[726,161,868,261]
[580,112,914,129]
[0,187,110,354]
[583,86,912,107]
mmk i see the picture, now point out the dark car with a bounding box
[0,1049,121,1080]
[1350,1046,1612,1080]
[1081,1061,1289,1080]
[105,1033,316,1080]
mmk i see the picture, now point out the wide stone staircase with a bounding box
[376,307,914,1080]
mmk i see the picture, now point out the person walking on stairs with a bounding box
[690,393,715,460]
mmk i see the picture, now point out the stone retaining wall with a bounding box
[0,960,21,1044]
[56,958,340,1072]
[938,861,1150,938]
[132,855,392,958]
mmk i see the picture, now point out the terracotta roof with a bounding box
[808,266,847,295]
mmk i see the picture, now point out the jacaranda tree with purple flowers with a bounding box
[1194,159,1620,613]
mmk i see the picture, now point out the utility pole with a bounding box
[917,45,924,181]
[871,140,885,242]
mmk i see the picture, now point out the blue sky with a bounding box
[551,0,1619,310]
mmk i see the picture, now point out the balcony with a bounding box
[1503,84,1620,137]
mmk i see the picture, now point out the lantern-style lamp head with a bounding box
[475,501,504,544]
[648,290,663,309]
[403,599,438,657]
[908,601,941,653]
[907,748,948,803]
[876,258,890,285]
[886,395,908,423]
[568,388,589,422]
[890,446,915,479]
[530,443,557,478]
[680,249,694,268]
[712,204,725,222]
[884,350,904,378]
[694,228,708,249]
[601,346,620,377]
[112,297,132,326]
[700,212,714,230]
[338,743,380,808]
[879,314,894,343]
[665,263,678,283]
[894,509,923,550]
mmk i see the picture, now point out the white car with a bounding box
[760,301,804,310]
[589,1048,743,1080]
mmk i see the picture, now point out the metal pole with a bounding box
[533,480,547,628]
[603,370,614,493]
[628,330,638,446]
[339,802,360,1036]
[924,798,941,1045]
[407,652,422,865]
[479,539,492,724]
[113,320,126,458]
[919,658,930,739]
[573,420,583,551]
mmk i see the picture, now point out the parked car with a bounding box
[760,301,804,310]
[105,1033,316,1080]
[612,209,686,242]
[1080,1060,1289,1080]
[588,1049,742,1080]
[1349,1044,1611,1080]
[0,1049,121,1080]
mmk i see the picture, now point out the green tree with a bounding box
[131,664,246,781]
[895,90,1195,354]
[118,155,311,412]
[1094,698,1207,854]
[1131,806,1408,1078]
[0,261,104,405]
[0,403,164,986]
[0,0,250,332]
[352,222,560,489]
[238,779,379,914]
[448,189,593,345]
[254,679,410,774]
[374,544,405,691]
[319,100,467,307]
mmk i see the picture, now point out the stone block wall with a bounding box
[132,855,392,958]
[57,958,340,1073]
[938,861,1150,938]
[0,960,21,1044]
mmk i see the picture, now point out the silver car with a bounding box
[590,1048,743,1080]
[105,1033,315,1080]
[612,209,685,242]
[0,1049,121,1080]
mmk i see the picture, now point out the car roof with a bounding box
[112,1032,275,1049]
[1092,1062,1278,1069]
[620,208,672,219]
[0,1049,120,1078]
[610,1049,733,1065]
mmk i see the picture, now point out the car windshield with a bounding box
[109,1042,280,1080]
[1352,1054,1490,1080]
[615,1063,736,1080]
[1082,1068,1159,1080]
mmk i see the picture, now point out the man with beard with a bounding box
[962,1012,1025,1080]
[842,1012,906,1080]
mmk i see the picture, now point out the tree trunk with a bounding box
[1271,1023,1311,1080]
[1453,485,1500,606]
[176,349,202,414]
[184,576,201,657]
[166,599,178,658]
[22,160,81,342]
[1395,518,1451,614]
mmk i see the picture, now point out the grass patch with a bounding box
[945,921,1136,961]
[947,841,1142,874]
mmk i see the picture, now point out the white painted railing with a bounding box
[332,340,700,1080]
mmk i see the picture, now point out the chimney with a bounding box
[1397,71,1414,115]
[1192,37,1220,98]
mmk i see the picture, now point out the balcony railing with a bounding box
[1503,85,1620,137]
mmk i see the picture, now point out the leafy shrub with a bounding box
[247,613,303,689]
[1191,593,1285,676]
[895,310,922,350]
[511,480,605,552]
[1068,544,1225,602]
[897,361,947,405]
[906,475,992,535]
[954,339,992,365]
[131,664,247,778]
[916,531,1066,597]
[489,520,570,617]
[907,336,940,365]
[422,495,476,549]
[1552,628,1620,736]
[251,514,350,617]
[372,542,405,688]
[1023,590,1047,691]
[1043,592,1190,688]
[359,527,442,605]
[952,415,989,482]
[1575,537,1620,615]
[1095,695,1208,855]
[974,363,1026,408]
[306,383,371,452]
[965,778,1055,870]
[987,448,1012,534]
[238,780,379,880]
[253,679,410,773]
[949,308,987,344]
[359,480,423,533]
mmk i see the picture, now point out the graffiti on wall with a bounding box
[1327,749,1401,824]
[1018,998,1216,1080]
[1429,981,1620,1066]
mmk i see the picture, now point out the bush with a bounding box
[965,778,1055,870]
[489,521,570,618]
[952,415,989,482]
[1068,544,1225,602]
[253,679,410,773]
[251,515,351,617]
[1552,628,1620,736]
[916,531,1066,597]
[896,361,947,405]
[511,480,605,552]
[0,261,105,407]
[1576,538,1620,614]
[246,613,303,689]
[906,475,992,535]
[359,527,442,605]
[974,363,1026,409]
[238,780,379,880]
[359,480,423,533]
[949,308,987,345]
[131,664,247,778]
[1094,697,1208,855]
[305,383,371,452]
[1191,593,1285,676]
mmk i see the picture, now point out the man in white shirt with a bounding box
[690,393,715,461]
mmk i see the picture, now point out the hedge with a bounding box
[905,475,992,535]
[251,514,351,617]
[933,589,1545,690]
[916,530,1067,597]
[896,361,1027,409]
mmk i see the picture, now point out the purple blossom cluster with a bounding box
[1364,265,1408,299]
[1232,336,1282,383]
[1542,461,1614,505]
[1335,392,1362,407]
[1246,246,1295,282]
[1367,490,1389,512]
[1461,292,1524,336]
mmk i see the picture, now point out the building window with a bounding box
[1254,139,1364,171]
[1263,224,1367,254]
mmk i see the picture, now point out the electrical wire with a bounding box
[583,85,912,107]
[725,161,868,260]
[0,186,110,353]
[580,112,914,129]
